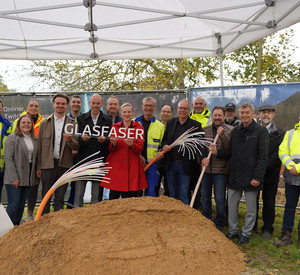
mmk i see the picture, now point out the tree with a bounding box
[0,75,9,92]
[28,29,299,91]
[223,29,300,84]
[30,58,219,91]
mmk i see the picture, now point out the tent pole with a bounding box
[215,33,224,87]
[219,53,224,87]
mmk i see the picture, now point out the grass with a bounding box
[224,199,300,274]
[239,205,300,274]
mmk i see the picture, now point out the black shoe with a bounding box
[274,231,292,247]
[237,235,249,245]
[262,231,272,240]
[226,232,239,240]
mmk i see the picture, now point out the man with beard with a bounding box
[200,106,233,231]
[254,104,284,240]
[224,103,241,127]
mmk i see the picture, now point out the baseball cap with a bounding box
[225,103,236,111]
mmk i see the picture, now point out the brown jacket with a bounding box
[37,114,79,170]
[203,122,233,174]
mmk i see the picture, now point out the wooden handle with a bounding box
[190,133,219,208]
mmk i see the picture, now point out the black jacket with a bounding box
[264,121,285,183]
[161,116,204,175]
[77,110,112,162]
[225,117,242,127]
[218,120,269,191]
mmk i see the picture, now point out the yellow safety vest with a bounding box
[189,107,211,127]
[279,122,300,173]
[0,118,12,172]
[135,116,165,162]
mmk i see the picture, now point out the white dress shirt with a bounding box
[53,115,65,159]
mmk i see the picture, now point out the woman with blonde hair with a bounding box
[12,99,44,220]
[101,103,148,199]
[4,114,39,225]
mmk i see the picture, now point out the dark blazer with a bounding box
[4,133,38,186]
[161,116,204,175]
[218,120,269,191]
[77,110,112,162]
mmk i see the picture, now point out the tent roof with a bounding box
[1,0,300,60]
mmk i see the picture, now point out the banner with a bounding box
[191,83,300,111]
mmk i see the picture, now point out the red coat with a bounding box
[101,121,148,192]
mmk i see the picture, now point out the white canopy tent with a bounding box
[1,0,300,62]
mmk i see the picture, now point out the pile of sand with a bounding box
[0,196,246,274]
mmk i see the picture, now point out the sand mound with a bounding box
[0,196,246,275]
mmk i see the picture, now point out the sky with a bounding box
[0,22,300,93]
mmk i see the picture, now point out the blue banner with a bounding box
[191,83,300,111]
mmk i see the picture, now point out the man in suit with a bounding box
[37,93,79,214]
[162,99,204,204]
[74,94,112,207]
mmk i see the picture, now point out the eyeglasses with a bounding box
[143,104,155,108]
[178,107,189,110]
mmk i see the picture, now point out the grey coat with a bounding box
[4,133,38,186]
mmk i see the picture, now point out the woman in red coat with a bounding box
[101,103,148,199]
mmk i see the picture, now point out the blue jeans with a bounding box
[282,184,300,233]
[201,173,227,227]
[5,184,32,225]
[166,160,191,204]
[145,162,159,197]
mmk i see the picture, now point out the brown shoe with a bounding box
[274,231,292,247]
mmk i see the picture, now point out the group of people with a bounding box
[0,94,299,249]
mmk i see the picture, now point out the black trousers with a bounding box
[41,160,68,215]
[255,180,278,233]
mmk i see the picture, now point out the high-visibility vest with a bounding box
[0,116,12,172]
[279,122,300,186]
[189,107,211,127]
[135,116,165,162]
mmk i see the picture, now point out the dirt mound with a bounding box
[0,196,246,275]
